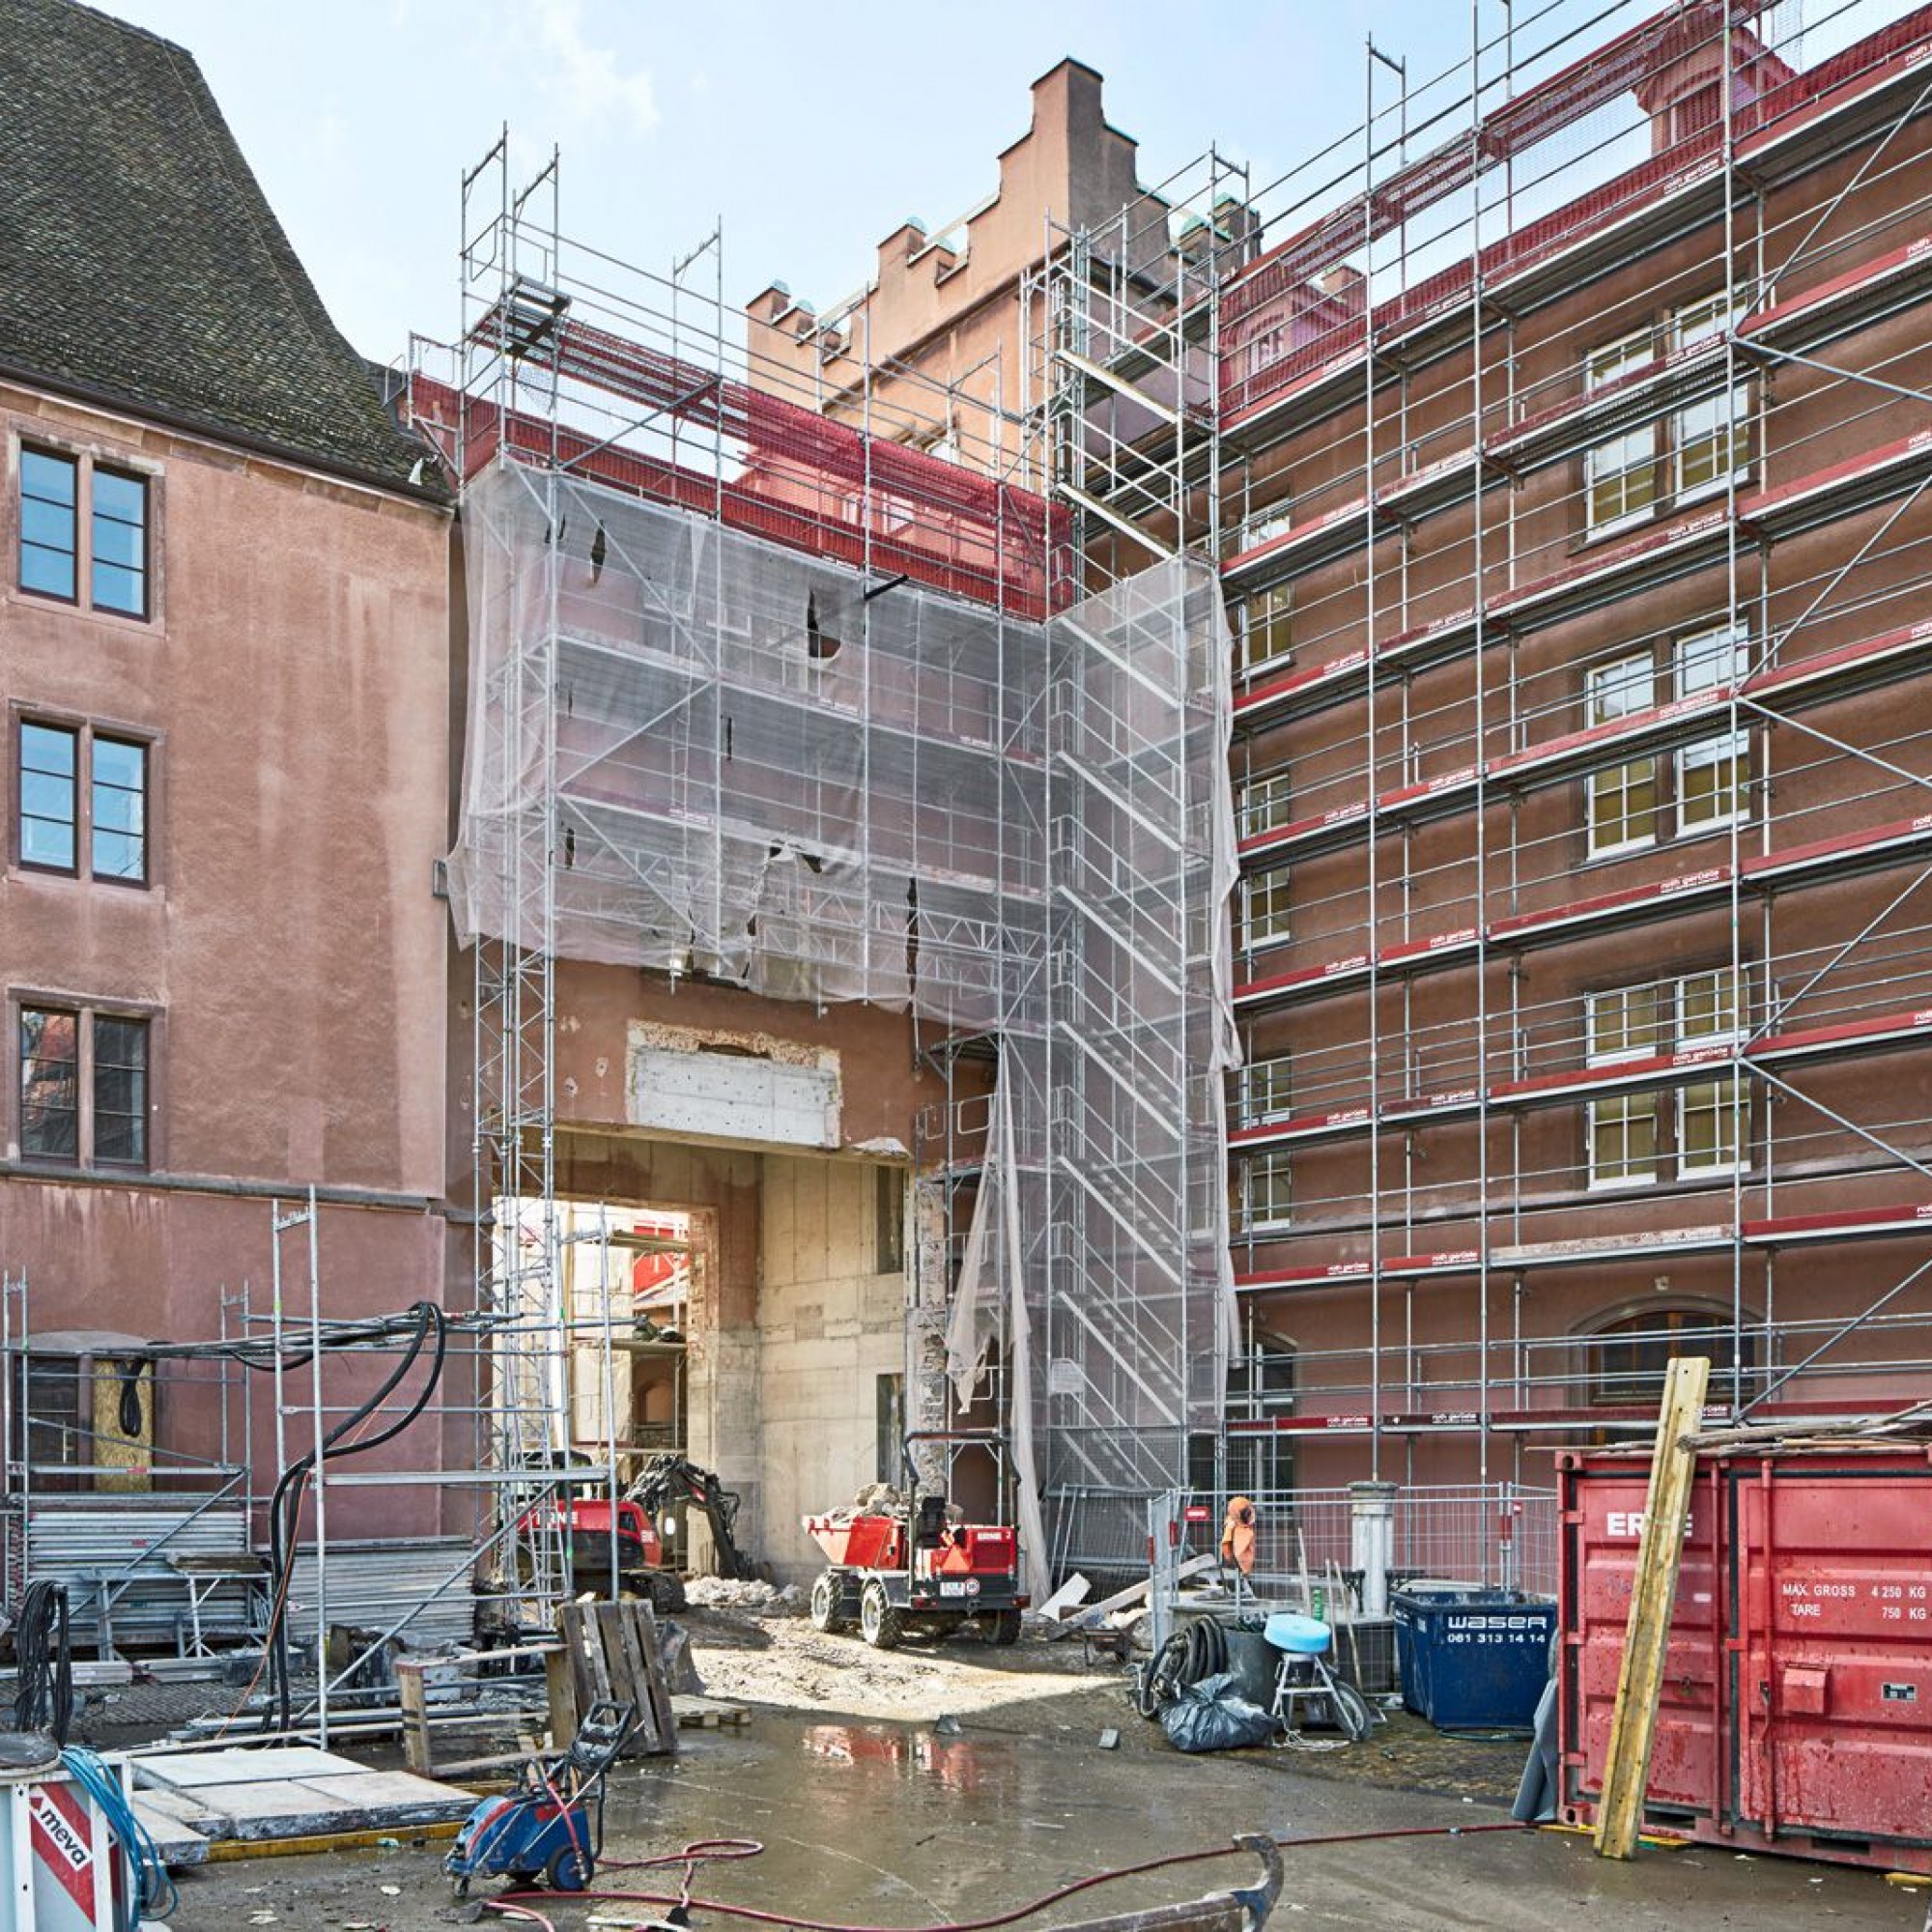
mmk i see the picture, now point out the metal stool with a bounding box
[1264,1611,1372,1742]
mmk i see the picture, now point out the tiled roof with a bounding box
[0,0,438,495]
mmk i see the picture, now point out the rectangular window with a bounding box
[874,1164,904,1274]
[18,722,77,872]
[90,737,147,881]
[19,1008,79,1160]
[1588,983,1664,1064]
[1587,984,1662,1188]
[14,720,150,884]
[1679,965,1747,1176]
[1676,625,1747,696]
[90,469,149,616]
[1587,331,1653,392]
[17,1007,149,1171]
[1587,754,1659,855]
[1680,1075,1746,1175]
[875,1373,905,1486]
[1580,300,1749,538]
[1585,970,1749,1187]
[1241,1151,1293,1233]
[1679,967,1744,1045]
[1674,387,1749,498]
[19,449,77,601]
[1672,295,1736,353]
[1590,654,1655,725]
[1237,584,1293,674]
[1590,1094,1662,1187]
[1678,732,1747,833]
[91,1016,149,1167]
[1238,770,1294,838]
[1234,500,1293,556]
[1241,867,1293,951]
[1240,1054,1294,1126]
[1585,426,1661,532]
[16,447,150,618]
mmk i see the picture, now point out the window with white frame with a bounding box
[1581,297,1751,536]
[1586,981,1663,1188]
[1240,1053,1294,1126]
[1584,426,1662,534]
[1674,386,1751,499]
[1236,583,1293,674]
[1238,769,1294,839]
[1585,654,1659,856]
[1241,1151,1293,1232]
[1675,626,1750,833]
[1677,966,1747,1176]
[1583,628,1752,856]
[1241,867,1293,951]
[1585,968,1748,1187]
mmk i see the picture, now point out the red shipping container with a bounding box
[1558,1443,1932,1873]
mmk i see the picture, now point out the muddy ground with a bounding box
[136,1608,1925,1931]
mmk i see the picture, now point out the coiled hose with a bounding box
[1133,1615,1231,1718]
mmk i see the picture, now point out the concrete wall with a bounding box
[756,1153,906,1584]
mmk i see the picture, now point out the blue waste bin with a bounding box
[1391,1588,1555,1732]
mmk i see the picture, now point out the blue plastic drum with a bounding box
[1263,1611,1332,1655]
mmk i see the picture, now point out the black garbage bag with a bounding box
[1158,1669,1278,1753]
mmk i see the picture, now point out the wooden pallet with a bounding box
[671,1693,751,1730]
[552,1601,678,1758]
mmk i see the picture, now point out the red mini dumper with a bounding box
[803,1432,1029,1649]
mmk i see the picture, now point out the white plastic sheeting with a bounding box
[452,457,1235,1514]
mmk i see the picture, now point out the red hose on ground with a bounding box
[499,1820,1531,1931]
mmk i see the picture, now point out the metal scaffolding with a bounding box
[412,135,1239,1583]
[1191,0,1932,1479]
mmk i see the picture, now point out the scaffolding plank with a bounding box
[1594,1354,1711,1861]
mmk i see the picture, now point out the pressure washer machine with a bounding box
[445,1700,637,1896]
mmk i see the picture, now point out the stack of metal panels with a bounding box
[14,1499,254,1651]
[277,1539,478,1655]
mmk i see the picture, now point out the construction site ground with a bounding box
[99,1605,1925,1930]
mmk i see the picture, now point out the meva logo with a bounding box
[1605,1510,1694,1539]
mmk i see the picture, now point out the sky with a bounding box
[99,0,1491,365]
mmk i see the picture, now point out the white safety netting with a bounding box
[453,457,1235,1511]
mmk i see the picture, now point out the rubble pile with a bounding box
[684,1576,806,1616]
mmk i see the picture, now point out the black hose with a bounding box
[262,1301,447,1730]
[12,1580,72,1744]
[1132,1615,1233,1718]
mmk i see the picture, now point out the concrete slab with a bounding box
[128,1793,209,1868]
[129,1749,477,1844]
[133,1747,351,1791]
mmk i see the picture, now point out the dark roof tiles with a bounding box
[0,0,436,494]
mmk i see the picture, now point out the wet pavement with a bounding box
[178,1702,1926,1930]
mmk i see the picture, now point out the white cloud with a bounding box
[533,0,659,137]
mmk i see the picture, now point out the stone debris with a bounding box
[684,1576,807,1616]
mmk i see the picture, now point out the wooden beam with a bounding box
[1594,1354,1711,1861]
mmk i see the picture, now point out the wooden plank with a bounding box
[632,1603,677,1756]
[546,1646,578,1753]
[1043,1553,1220,1639]
[601,1603,658,1754]
[1594,1354,1711,1861]
[396,1661,432,1776]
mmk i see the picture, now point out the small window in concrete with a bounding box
[875,1372,905,1486]
[874,1165,904,1273]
